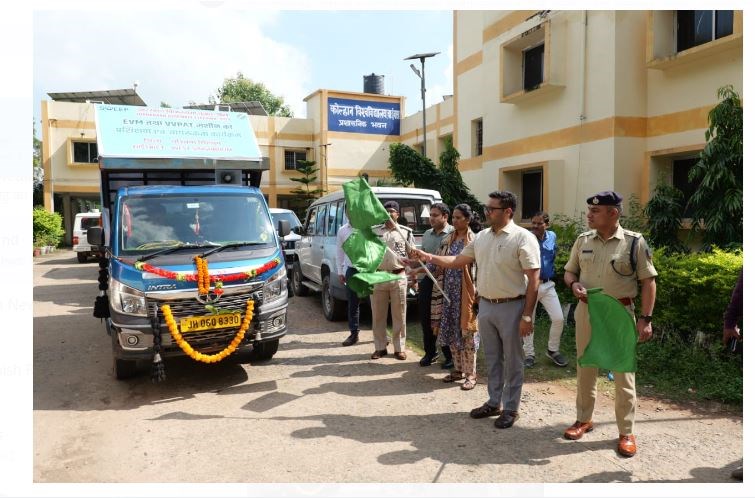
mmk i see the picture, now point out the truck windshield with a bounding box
[119,193,275,254]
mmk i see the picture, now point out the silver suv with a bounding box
[292,187,442,321]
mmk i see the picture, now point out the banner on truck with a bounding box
[94,104,262,160]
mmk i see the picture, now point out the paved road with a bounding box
[33,250,742,483]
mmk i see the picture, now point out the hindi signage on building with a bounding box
[327,98,400,136]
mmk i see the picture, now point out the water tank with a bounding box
[363,73,385,95]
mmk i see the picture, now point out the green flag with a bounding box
[578,288,638,373]
[341,177,400,296]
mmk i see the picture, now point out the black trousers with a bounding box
[418,276,451,360]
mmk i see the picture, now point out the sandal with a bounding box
[461,377,477,391]
[442,371,464,383]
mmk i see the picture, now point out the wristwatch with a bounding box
[521,315,532,323]
[638,315,653,323]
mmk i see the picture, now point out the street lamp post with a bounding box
[404,52,439,157]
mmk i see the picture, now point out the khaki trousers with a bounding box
[574,301,636,435]
[370,276,407,352]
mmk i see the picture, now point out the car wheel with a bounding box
[249,338,279,362]
[321,273,346,321]
[292,261,309,296]
[77,252,88,263]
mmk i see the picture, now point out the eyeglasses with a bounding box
[483,206,505,213]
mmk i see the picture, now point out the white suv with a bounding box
[73,211,101,263]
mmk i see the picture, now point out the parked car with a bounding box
[292,187,443,321]
[269,208,302,296]
[72,210,101,263]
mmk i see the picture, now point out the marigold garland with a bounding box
[132,257,281,284]
[161,299,254,363]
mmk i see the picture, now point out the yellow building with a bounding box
[444,10,743,221]
[40,10,742,242]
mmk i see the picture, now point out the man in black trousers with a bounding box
[412,202,454,368]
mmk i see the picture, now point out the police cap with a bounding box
[587,191,623,206]
[383,200,400,212]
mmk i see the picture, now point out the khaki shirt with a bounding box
[460,222,540,299]
[564,225,657,299]
[373,223,415,271]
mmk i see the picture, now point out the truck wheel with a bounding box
[113,357,139,380]
[292,261,309,296]
[77,252,88,263]
[321,273,346,322]
[250,338,279,362]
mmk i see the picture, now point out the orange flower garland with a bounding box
[132,257,281,285]
[194,255,211,295]
[161,299,254,363]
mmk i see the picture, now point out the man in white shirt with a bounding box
[336,211,360,346]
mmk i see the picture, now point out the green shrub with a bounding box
[33,206,64,247]
[652,247,742,341]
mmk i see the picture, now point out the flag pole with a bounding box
[384,224,451,304]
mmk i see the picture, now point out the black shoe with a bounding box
[440,358,455,370]
[524,356,535,368]
[494,410,519,429]
[470,403,503,419]
[419,354,439,367]
[342,333,359,347]
[731,466,743,481]
[546,350,568,367]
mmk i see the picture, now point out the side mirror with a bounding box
[277,219,291,238]
[87,226,105,249]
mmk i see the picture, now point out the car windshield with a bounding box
[377,197,433,235]
[271,211,301,229]
[119,193,275,254]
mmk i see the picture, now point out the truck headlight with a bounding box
[109,279,147,316]
[263,266,287,303]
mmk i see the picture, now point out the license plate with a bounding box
[180,313,242,333]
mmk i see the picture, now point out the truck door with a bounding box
[305,203,328,282]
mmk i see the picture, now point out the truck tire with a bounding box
[77,252,88,263]
[321,273,347,322]
[113,357,139,380]
[250,338,279,362]
[292,261,309,296]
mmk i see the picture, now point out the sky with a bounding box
[33,9,453,125]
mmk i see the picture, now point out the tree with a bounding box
[290,159,326,218]
[643,183,687,252]
[388,138,482,214]
[160,101,172,108]
[212,72,293,117]
[33,120,44,206]
[687,85,743,249]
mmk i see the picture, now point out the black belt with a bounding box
[480,295,525,304]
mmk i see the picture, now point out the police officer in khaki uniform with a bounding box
[562,191,657,458]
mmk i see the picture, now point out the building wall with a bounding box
[448,9,743,222]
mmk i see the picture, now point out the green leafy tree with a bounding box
[644,183,687,252]
[160,101,172,108]
[33,120,43,205]
[212,72,293,117]
[290,159,326,218]
[687,85,743,249]
[388,139,482,213]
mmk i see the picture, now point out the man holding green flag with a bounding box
[562,191,657,458]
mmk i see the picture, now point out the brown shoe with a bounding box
[563,420,594,440]
[370,349,388,360]
[469,403,503,419]
[617,434,637,457]
[394,351,407,360]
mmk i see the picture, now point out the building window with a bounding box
[523,43,545,92]
[521,170,543,219]
[672,157,700,217]
[284,150,307,170]
[73,141,98,163]
[677,11,733,52]
[472,118,483,157]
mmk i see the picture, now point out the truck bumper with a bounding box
[108,304,288,361]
